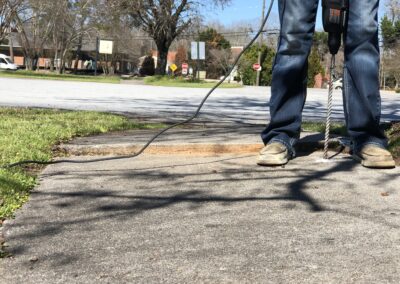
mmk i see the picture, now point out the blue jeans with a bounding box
[261,0,387,156]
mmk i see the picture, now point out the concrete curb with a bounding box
[57,137,347,157]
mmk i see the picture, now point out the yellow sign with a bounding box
[170,64,178,72]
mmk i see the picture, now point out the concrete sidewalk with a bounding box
[57,125,345,156]
[1,149,399,283]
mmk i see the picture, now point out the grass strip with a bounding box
[0,107,164,220]
[143,75,242,88]
[0,70,120,84]
[303,121,400,162]
[387,122,400,162]
[302,121,347,136]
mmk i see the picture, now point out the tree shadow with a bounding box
[3,151,399,262]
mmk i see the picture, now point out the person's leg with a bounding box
[261,0,319,158]
[343,0,394,168]
[343,0,387,150]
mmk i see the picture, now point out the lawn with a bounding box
[143,75,242,88]
[303,121,400,163]
[387,122,400,163]
[0,70,120,84]
[0,108,165,220]
[302,121,347,136]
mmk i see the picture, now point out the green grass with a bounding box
[143,75,242,88]
[302,121,400,162]
[0,70,120,84]
[387,122,400,162]
[302,121,347,136]
[0,107,165,220]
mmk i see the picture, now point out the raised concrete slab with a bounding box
[1,152,399,283]
[57,126,344,156]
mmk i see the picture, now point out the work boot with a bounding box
[353,144,396,169]
[257,142,289,166]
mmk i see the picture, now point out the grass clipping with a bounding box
[0,107,162,219]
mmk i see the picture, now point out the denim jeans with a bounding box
[261,0,387,156]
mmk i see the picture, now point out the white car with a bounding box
[0,54,18,70]
[332,78,343,90]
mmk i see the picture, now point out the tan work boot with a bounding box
[257,142,289,166]
[353,144,396,169]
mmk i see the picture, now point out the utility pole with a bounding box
[256,0,266,86]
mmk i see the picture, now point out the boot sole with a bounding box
[257,154,289,166]
[352,154,396,169]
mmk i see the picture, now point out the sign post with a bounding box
[94,38,114,76]
[191,41,205,80]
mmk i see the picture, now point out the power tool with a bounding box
[322,0,349,55]
[322,0,349,159]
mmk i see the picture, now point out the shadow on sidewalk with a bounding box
[5,153,399,258]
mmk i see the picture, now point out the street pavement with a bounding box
[0,77,400,124]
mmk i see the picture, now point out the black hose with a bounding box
[1,0,275,170]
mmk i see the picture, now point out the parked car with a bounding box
[332,78,343,90]
[0,54,18,70]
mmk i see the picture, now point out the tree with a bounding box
[308,47,324,87]
[198,27,231,49]
[0,0,22,42]
[385,0,400,22]
[313,31,328,61]
[140,55,155,76]
[14,0,58,70]
[197,27,231,79]
[208,48,232,79]
[174,44,187,74]
[48,0,97,74]
[113,0,231,75]
[238,44,275,86]
[381,14,400,89]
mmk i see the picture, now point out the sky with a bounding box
[206,0,388,31]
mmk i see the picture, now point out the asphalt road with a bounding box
[0,77,399,124]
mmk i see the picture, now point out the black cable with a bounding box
[1,0,275,170]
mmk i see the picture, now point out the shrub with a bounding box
[238,45,275,86]
[140,56,155,76]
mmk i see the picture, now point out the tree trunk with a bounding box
[155,42,169,75]
[9,31,14,62]
[73,36,83,74]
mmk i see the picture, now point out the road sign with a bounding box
[170,64,178,72]
[253,63,262,71]
[99,40,114,54]
[182,64,188,74]
[182,63,189,75]
[191,42,206,60]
